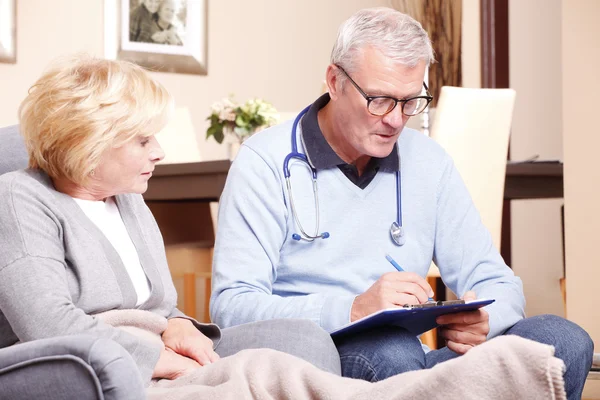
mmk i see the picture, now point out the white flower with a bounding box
[207,96,280,145]
[210,101,223,115]
[219,109,236,122]
[223,98,235,107]
[211,97,237,116]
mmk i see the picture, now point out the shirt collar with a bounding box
[300,93,399,171]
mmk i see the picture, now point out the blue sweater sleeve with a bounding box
[433,155,526,338]
[210,145,355,330]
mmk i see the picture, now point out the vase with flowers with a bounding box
[206,97,279,159]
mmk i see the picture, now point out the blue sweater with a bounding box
[211,121,525,338]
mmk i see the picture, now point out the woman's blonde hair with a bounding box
[19,54,173,184]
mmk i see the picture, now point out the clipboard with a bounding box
[330,299,495,338]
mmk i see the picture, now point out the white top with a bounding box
[73,196,151,306]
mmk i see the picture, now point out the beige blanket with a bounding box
[97,310,566,400]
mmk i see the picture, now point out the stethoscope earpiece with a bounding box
[292,233,302,241]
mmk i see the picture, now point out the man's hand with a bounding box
[161,318,220,366]
[152,347,201,380]
[351,272,434,322]
[436,291,490,354]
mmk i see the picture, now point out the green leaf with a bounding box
[213,128,224,144]
[206,124,225,144]
[235,114,248,128]
[206,124,216,139]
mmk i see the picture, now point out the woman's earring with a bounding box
[90,169,95,177]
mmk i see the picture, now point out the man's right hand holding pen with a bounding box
[350,254,435,322]
[353,254,490,355]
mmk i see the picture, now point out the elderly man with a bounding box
[211,7,592,399]
[129,0,160,42]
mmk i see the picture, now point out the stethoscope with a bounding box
[283,105,406,246]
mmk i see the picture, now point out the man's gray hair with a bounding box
[331,7,434,73]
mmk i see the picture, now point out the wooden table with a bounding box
[146,160,563,201]
[144,160,563,251]
[143,159,231,247]
[145,159,564,253]
[144,159,564,262]
[501,162,564,267]
[144,160,231,202]
[504,162,563,200]
[143,160,231,321]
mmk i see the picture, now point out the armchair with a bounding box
[0,125,146,399]
[0,335,145,400]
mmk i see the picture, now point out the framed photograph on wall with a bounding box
[0,0,16,64]
[104,0,207,75]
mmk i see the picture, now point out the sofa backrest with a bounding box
[0,125,28,175]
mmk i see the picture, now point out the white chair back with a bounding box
[430,86,516,249]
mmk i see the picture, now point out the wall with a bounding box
[461,0,480,89]
[508,0,565,317]
[563,0,600,348]
[1,0,483,159]
[403,0,480,132]
[0,0,393,161]
[563,3,600,397]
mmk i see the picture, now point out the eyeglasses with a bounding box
[336,65,433,117]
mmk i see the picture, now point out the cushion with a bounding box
[0,125,28,175]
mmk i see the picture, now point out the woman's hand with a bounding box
[152,347,201,380]
[162,318,220,366]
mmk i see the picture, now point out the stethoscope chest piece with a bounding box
[390,221,406,246]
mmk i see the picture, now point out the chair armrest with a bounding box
[0,334,145,400]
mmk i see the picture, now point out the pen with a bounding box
[385,254,435,302]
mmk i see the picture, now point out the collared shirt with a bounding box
[300,93,399,189]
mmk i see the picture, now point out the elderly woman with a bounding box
[0,55,339,384]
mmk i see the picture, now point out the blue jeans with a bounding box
[333,315,593,400]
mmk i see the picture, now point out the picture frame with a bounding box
[0,0,16,64]
[104,0,208,75]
